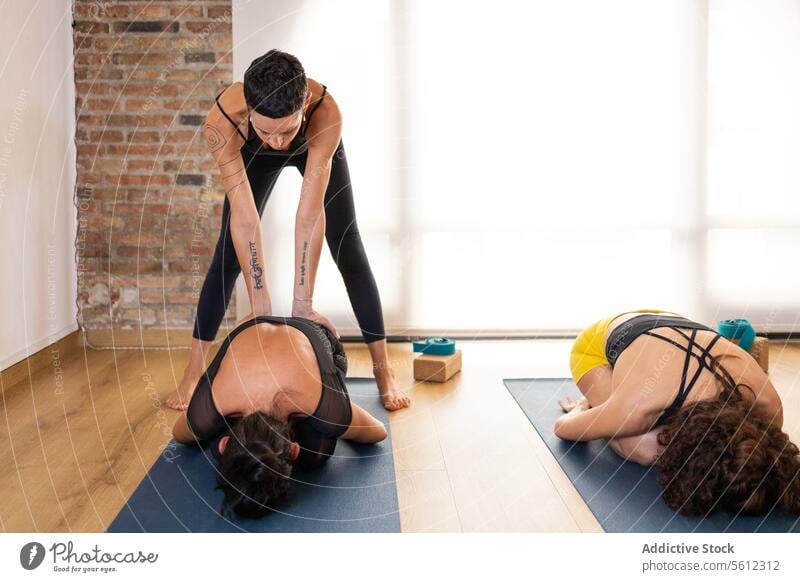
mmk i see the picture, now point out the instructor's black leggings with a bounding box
[192,139,385,343]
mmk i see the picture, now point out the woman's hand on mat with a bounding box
[558,395,589,413]
[292,302,340,339]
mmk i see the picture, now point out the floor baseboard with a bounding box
[0,331,82,394]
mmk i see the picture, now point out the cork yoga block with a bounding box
[413,350,463,383]
[748,336,769,373]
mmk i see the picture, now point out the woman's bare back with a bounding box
[607,316,780,424]
[210,323,323,419]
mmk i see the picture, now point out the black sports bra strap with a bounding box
[704,333,722,353]
[669,327,692,343]
[647,328,726,425]
[643,330,692,353]
[226,315,339,372]
[200,316,263,386]
[680,332,723,398]
[302,84,327,134]
[678,329,697,394]
[643,329,720,365]
[214,90,248,142]
[694,334,722,376]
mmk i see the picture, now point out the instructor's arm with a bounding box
[291,93,343,334]
[203,103,271,316]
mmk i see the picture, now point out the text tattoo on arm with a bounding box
[248,241,264,290]
[300,241,309,286]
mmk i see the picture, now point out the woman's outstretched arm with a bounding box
[608,429,663,466]
[172,412,201,446]
[554,395,653,442]
[341,403,387,444]
[556,393,661,462]
[172,382,230,446]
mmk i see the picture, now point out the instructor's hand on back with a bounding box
[292,298,339,339]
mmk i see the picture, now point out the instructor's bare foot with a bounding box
[375,366,410,411]
[166,364,202,411]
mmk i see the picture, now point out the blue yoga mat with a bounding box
[503,378,800,533]
[108,379,400,533]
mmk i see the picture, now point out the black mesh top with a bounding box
[186,315,352,468]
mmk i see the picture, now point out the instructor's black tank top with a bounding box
[214,83,328,160]
[186,315,351,467]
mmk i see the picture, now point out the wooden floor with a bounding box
[1,338,799,532]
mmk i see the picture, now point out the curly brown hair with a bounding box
[654,380,800,516]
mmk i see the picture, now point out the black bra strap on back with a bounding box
[647,327,724,424]
[642,330,693,355]
[678,329,698,397]
[214,90,248,142]
[643,329,714,361]
[199,315,262,388]
[302,84,327,134]
[652,329,697,423]
[200,315,339,390]
[693,333,722,380]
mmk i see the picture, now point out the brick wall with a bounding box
[72,0,235,337]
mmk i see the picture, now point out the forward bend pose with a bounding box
[172,314,387,518]
[558,309,800,516]
[166,49,409,411]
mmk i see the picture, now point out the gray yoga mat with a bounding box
[503,378,800,533]
[108,379,400,532]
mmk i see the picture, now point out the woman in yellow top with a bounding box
[568,309,683,399]
[558,309,799,516]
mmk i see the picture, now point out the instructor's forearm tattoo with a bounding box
[248,241,264,290]
[299,241,309,286]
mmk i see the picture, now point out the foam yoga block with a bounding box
[413,350,462,383]
[748,336,769,373]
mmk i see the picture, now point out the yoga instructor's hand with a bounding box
[292,301,340,339]
[558,395,589,413]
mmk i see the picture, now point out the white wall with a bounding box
[0,1,77,370]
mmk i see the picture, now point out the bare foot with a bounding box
[375,366,411,411]
[166,364,203,411]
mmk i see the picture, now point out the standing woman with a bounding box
[166,49,410,411]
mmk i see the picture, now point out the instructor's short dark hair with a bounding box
[243,49,307,118]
